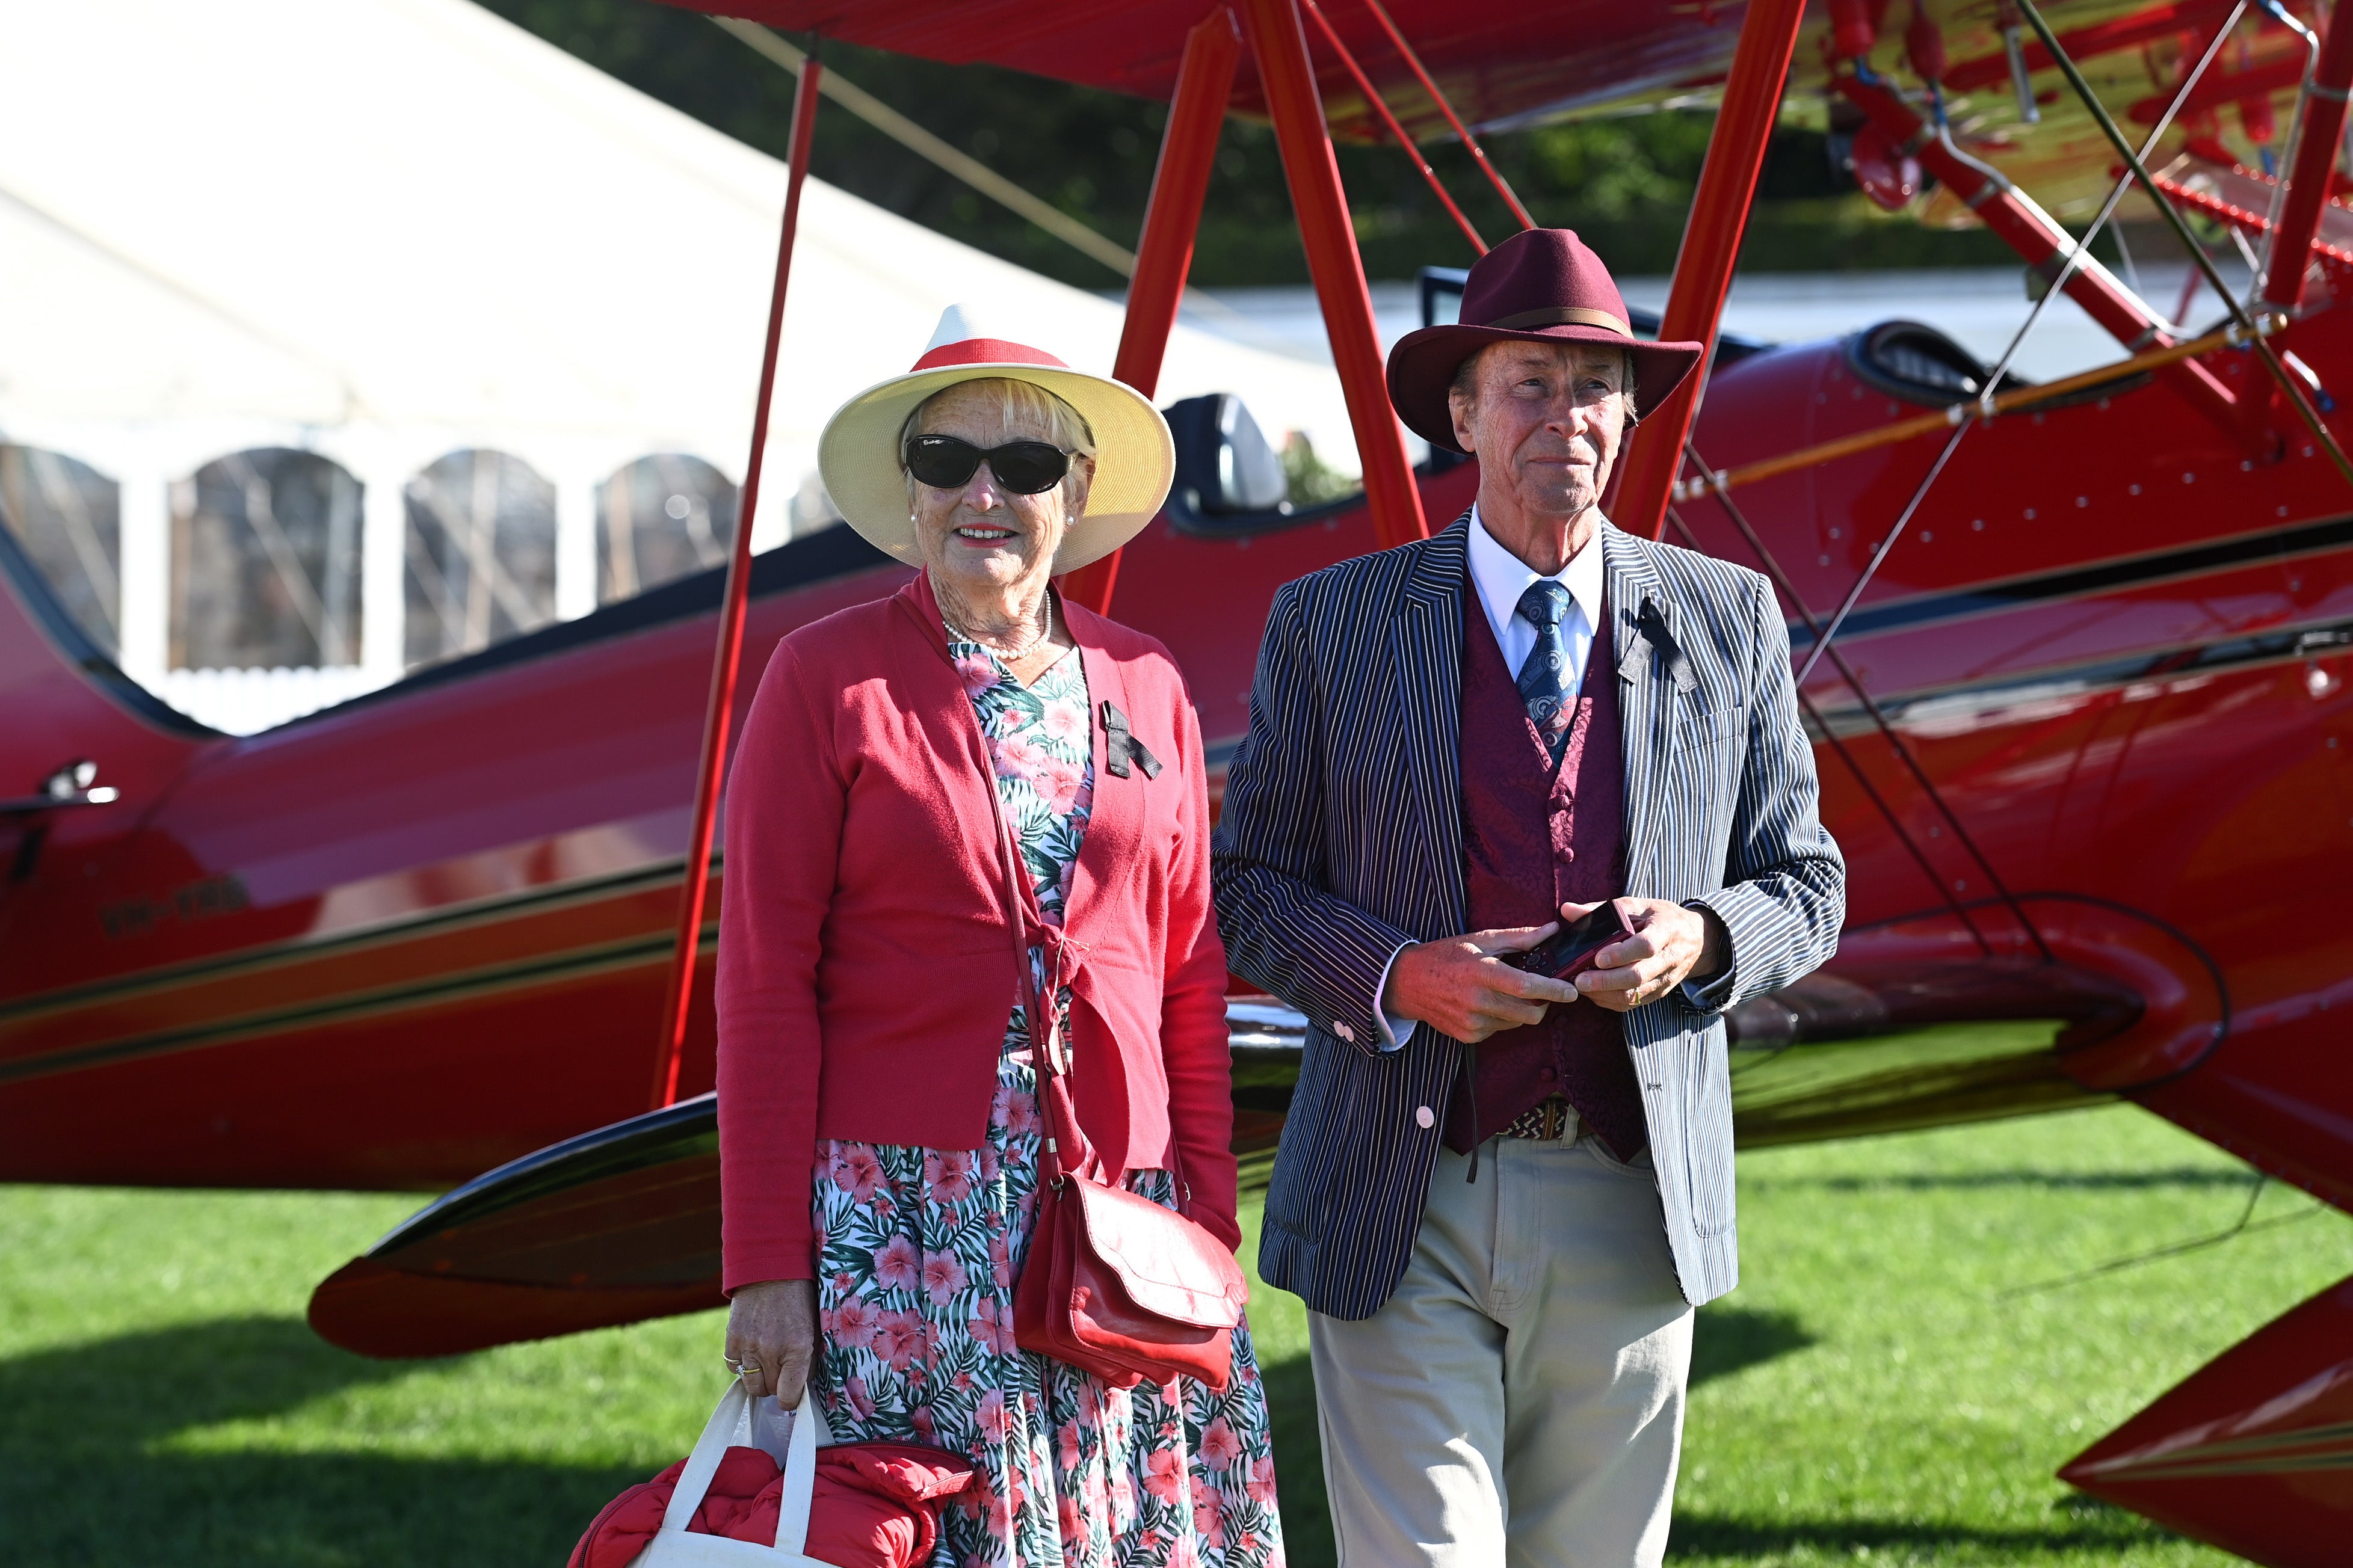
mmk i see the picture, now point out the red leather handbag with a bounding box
[975,746,1247,1392]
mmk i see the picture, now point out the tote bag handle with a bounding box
[640,1382,833,1564]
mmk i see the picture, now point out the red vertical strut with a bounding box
[1614,0,1810,541]
[1061,7,1241,616]
[2263,1,2353,314]
[1240,0,1428,549]
[650,53,822,1111]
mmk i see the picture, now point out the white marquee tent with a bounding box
[0,0,1356,731]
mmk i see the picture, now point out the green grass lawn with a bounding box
[4,1102,2346,1566]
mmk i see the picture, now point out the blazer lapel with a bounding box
[1394,515,1470,932]
[1603,522,1682,897]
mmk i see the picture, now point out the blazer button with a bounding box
[1415,1105,1435,1129]
[1334,1020,1355,1042]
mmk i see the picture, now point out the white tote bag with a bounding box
[629,1383,839,1567]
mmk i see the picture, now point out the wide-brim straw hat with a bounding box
[817,307,1175,574]
[1386,228,1706,454]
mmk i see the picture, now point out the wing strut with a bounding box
[1240,0,1428,549]
[2013,0,2353,491]
[1612,0,1812,541]
[649,44,823,1111]
[2260,0,2353,338]
[1059,8,1243,616]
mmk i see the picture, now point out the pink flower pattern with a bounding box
[802,630,1282,1567]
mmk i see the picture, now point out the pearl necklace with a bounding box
[945,592,1054,663]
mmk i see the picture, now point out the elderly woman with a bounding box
[715,316,1283,1567]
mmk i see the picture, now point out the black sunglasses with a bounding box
[902,434,1072,496]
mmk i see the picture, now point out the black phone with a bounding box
[1508,900,1635,982]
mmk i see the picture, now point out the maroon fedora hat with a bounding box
[1386,228,1704,453]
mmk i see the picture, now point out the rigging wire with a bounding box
[1300,0,1488,254]
[709,16,1278,340]
[1973,1,2247,402]
[2014,0,2353,493]
[1792,420,1972,691]
[711,17,1137,278]
[1351,0,1537,228]
[1674,441,2052,961]
[1789,13,2247,714]
[1665,504,1999,955]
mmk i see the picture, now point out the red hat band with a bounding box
[908,337,1069,374]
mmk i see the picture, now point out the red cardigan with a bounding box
[716,573,1236,1291]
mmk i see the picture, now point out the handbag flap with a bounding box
[1069,1179,1247,1328]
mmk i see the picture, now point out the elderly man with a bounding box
[1212,229,1845,1565]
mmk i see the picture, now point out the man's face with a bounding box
[1448,342,1629,523]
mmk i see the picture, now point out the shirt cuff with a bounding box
[1372,940,1416,1051]
[1676,900,1739,1015]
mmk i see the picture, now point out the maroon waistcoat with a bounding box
[1445,572,1648,1159]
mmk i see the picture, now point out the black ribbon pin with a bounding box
[1100,701,1163,779]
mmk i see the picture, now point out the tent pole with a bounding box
[1611,0,1809,541]
[1061,6,1242,616]
[650,50,822,1112]
[1239,0,1427,549]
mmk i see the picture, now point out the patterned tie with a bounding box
[1515,579,1576,764]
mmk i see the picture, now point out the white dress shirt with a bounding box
[1372,507,1609,1049]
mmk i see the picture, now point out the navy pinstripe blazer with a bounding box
[1212,512,1844,1317]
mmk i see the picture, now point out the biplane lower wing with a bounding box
[307,955,2144,1362]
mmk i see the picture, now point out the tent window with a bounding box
[597,454,738,604]
[1,445,121,659]
[404,450,558,671]
[171,449,363,671]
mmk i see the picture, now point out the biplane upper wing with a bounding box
[667,0,2316,227]
[670,0,1739,134]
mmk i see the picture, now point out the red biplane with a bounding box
[6,0,2353,1560]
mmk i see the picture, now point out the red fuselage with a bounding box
[4,312,2351,1226]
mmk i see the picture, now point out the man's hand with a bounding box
[1569,897,1727,1012]
[726,1277,819,1410]
[1383,923,1581,1044]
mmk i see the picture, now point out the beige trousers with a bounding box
[1307,1127,1694,1568]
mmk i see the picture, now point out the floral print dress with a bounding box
[809,629,1285,1568]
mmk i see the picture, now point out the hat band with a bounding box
[1484,306,1633,337]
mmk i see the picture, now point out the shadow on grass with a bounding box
[1261,1353,1335,1568]
[0,1315,639,1568]
[1668,1506,2176,1557]
[1754,1167,2256,1192]
[1691,1305,1815,1390]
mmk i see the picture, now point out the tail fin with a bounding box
[0,521,209,826]
[2061,1273,2353,1566]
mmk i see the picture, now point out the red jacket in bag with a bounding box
[570,1441,973,1568]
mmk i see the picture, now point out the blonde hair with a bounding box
[901,377,1097,511]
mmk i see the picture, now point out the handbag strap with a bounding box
[980,777,1102,1188]
[957,643,1194,1204]
[658,1383,831,1552]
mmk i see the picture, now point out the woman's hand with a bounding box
[726,1277,819,1409]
